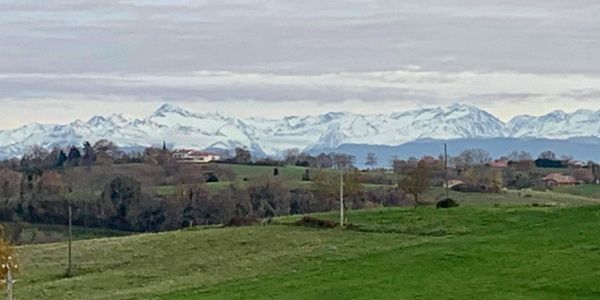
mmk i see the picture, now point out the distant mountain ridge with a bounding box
[2,103,600,159]
[311,137,600,168]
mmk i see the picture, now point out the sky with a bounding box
[2,0,600,129]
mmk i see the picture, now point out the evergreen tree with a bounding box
[82,141,96,165]
[55,150,68,167]
[67,146,82,166]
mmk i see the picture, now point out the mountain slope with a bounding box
[1,103,600,159]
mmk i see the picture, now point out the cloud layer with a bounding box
[1,0,600,128]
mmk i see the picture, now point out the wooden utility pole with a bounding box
[5,269,14,300]
[444,143,449,198]
[3,258,17,300]
[339,170,344,227]
[67,205,73,277]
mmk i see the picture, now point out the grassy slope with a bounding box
[425,187,600,206]
[554,184,600,200]
[165,206,600,300]
[14,191,600,299]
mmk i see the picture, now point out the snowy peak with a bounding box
[152,103,194,117]
[508,108,600,139]
[2,103,600,159]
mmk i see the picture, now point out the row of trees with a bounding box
[0,166,418,232]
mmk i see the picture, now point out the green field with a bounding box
[13,189,600,299]
[151,164,396,196]
[554,184,600,200]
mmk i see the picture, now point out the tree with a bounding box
[342,170,365,209]
[313,170,337,198]
[507,150,532,161]
[315,153,333,169]
[399,160,430,206]
[365,152,377,169]
[392,159,412,175]
[0,170,20,220]
[234,147,252,164]
[539,150,557,160]
[247,179,290,218]
[333,154,354,170]
[82,141,96,165]
[67,146,82,166]
[284,148,301,165]
[464,166,503,191]
[93,139,118,153]
[101,176,143,230]
[454,149,491,169]
[55,150,68,168]
[20,145,50,170]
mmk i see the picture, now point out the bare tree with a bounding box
[284,148,301,165]
[315,153,333,169]
[365,152,377,169]
[453,149,491,169]
[333,154,354,170]
[539,150,557,160]
[399,160,430,206]
[507,150,532,161]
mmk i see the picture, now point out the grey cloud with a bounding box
[557,89,600,101]
[460,93,544,103]
[2,0,600,75]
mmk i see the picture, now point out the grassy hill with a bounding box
[14,192,600,299]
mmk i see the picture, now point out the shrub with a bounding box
[436,198,459,209]
[301,169,310,181]
[225,216,259,227]
[204,172,219,183]
[296,216,337,228]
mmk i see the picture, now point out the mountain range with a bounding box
[3,103,600,162]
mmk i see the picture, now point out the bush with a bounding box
[451,184,500,193]
[225,216,259,227]
[301,169,310,181]
[296,216,337,228]
[436,198,459,209]
[204,172,219,183]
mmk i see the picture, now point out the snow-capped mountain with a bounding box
[1,103,600,159]
[508,109,600,139]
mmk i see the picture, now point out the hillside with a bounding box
[14,193,600,299]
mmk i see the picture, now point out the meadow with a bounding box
[13,187,600,299]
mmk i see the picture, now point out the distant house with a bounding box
[420,156,438,166]
[488,159,509,169]
[569,160,588,168]
[445,179,466,189]
[542,173,578,188]
[172,150,221,163]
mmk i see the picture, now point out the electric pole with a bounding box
[2,256,17,300]
[67,205,73,277]
[339,170,344,227]
[5,269,14,300]
[444,143,449,198]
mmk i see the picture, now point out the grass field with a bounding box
[152,164,396,196]
[554,184,600,200]
[13,190,600,299]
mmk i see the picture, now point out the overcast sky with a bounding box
[2,0,600,129]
